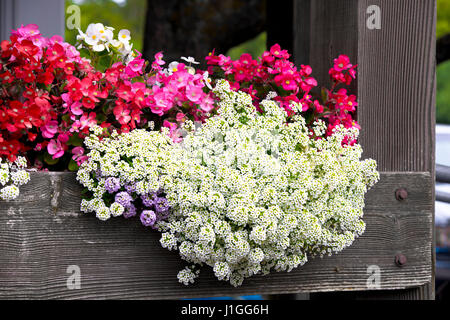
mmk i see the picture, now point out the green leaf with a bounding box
[68,133,83,147]
[61,114,71,123]
[44,153,60,165]
[321,88,328,103]
[96,113,107,123]
[68,159,79,172]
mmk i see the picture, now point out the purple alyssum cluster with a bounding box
[103,178,170,228]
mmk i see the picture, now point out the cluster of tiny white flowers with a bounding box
[177,266,200,285]
[0,156,30,201]
[157,80,379,286]
[76,80,379,287]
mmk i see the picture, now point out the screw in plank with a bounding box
[395,188,408,201]
[395,254,407,267]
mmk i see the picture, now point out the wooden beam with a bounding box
[293,0,436,299]
[0,172,432,299]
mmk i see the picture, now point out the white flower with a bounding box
[167,61,179,74]
[203,71,213,90]
[84,23,103,46]
[0,185,19,201]
[118,29,131,43]
[181,56,200,65]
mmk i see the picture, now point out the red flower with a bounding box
[0,70,13,84]
[82,96,99,109]
[113,104,131,125]
[45,43,64,62]
[13,40,39,58]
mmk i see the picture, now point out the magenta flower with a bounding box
[47,139,64,159]
[72,146,88,165]
[41,120,59,139]
[333,55,352,72]
[128,58,145,73]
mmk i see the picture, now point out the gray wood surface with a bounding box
[0,0,65,41]
[0,171,432,299]
[294,0,436,300]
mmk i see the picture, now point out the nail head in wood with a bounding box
[395,188,408,201]
[395,254,407,267]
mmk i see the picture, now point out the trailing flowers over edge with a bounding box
[1,22,378,287]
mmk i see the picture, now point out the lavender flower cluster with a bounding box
[77,129,177,228]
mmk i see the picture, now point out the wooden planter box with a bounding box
[0,171,433,299]
[0,0,436,300]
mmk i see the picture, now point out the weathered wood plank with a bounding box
[0,172,432,299]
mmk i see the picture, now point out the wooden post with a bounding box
[294,0,436,299]
[0,0,65,40]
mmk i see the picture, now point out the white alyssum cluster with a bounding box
[0,156,29,201]
[76,80,379,287]
[157,80,379,286]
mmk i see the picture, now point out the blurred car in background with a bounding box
[436,124,450,300]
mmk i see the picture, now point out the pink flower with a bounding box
[269,44,289,59]
[72,146,88,165]
[41,120,59,139]
[70,101,83,116]
[128,58,145,73]
[11,24,41,41]
[113,105,131,125]
[71,112,97,132]
[163,120,182,143]
[186,85,203,103]
[175,112,186,122]
[58,133,69,144]
[199,95,214,113]
[154,52,165,65]
[275,74,297,91]
[173,71,190,88]
[47,139,64,159]
[152,51,165,70]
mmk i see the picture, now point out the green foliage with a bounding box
[437,61,450,124]
[438,0,450,124]
[438,0,450,39]
[226,32,267,60]
[65,0,146,52]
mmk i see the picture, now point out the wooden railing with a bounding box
[0,172,433,299]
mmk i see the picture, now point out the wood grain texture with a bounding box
[357,0,436,173]
[0,172,432,299]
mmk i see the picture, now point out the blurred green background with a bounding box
[66,0,450,124]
